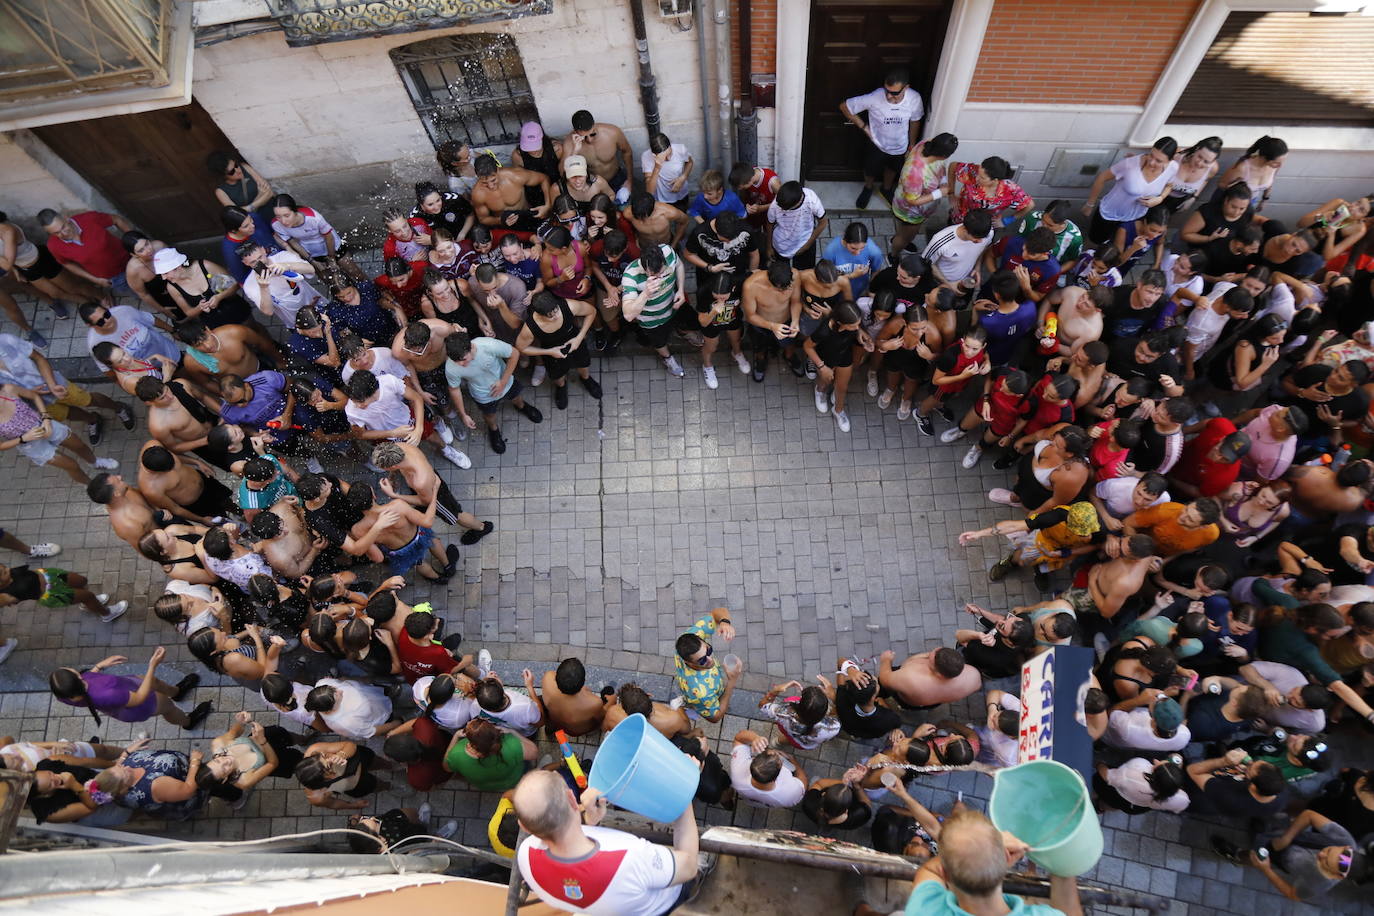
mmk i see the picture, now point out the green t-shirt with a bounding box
[621,245,681,328]
[1013,211,1083,264]
[905,880,1068,916]
[444,733,525,791]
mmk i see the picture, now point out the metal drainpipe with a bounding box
[713,0,734,169]
[735,0,757,167]
[695,0,715,167]
[628,0,662,138]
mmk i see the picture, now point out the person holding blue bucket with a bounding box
[512,767,701,915]
[854,809,1083,916]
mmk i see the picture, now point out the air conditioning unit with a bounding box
[659,0,693,16]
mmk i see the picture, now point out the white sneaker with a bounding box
[669,696,685,710]
[0,638,16,665]
[733,352,751,374]
[435,819,459,839]
[440,445,472,469]
[100,600,128,623]
[96,593,109,605]
[962,444,984,469]
[835,410,850,432]
[28,542,60,558]
[897,400,912,420]
[703,366,719,389]
[434,418,454,445]
[813,387,829,414]
[93,457,119,470]
[305,457,324,474]
[530,364,548,387]
[477,648,493,678]
[664,356,684,378]
[940,427,967,444]
[866,371,879,397]
[877,389,894,409]
[418,801,433,824]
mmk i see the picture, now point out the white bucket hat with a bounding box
[152,248,188,275]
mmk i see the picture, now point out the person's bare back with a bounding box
[540,670,608,737]
[602,700,690,739]
[200,325,263,378]
[106,481,157,549]
[878,649,982,707]
[146,387,214,452]
[627,202,684,248]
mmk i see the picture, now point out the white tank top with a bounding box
[6,224,38,269]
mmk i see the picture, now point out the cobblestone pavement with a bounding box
[0,216,1367,916]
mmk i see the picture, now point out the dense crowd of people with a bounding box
[2,64,1374,915]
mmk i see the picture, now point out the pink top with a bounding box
[1241,404,1296,481]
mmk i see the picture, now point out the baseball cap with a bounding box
[563,154,588,179]
[1217,431,1252,463]
[152,248,188,275]
[519,121,544,152]
[1152,697,1184,733]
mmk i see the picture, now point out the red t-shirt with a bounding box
[46,211,127,280]
[405,715,454,791]
[1022,375,1075,435]
[1175,417,1240,496]
[397,630,460,683]
[375,261,430,319]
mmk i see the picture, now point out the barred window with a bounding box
[390,33,537,148]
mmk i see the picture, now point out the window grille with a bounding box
[391,33,538,148]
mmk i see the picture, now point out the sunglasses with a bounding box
[1338,848,1354,877]
[692,643,714,666]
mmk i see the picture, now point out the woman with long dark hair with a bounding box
[1217,136,1288,211]
[49,647,211,730]
[1082,137,1179,244]
[194,710,302,806]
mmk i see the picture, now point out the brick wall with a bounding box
[967,0,1200,106]
[730,0,778,97]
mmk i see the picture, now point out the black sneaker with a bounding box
[1034,570,1051,592]
[185,701,214,730]
[915,413,934,436]
[1210,836,1246,864]
[489,428,507,454]
[752,356,766,383]
[581,376,603,399]
[788,356,806,378]
[856,187,874,209]
[172,673,200,702]
[444,543,460,572]
[116,403,135,429]
[593,327,608,351]
[993,451,1018,470]
[935,405,954,423]
[519,402,543,423]
[87,415,104,445]
[804,360,817,381]
[460,520,494,545]
[555,384,569,410]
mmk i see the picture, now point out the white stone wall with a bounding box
[192,0,711,187]
[0,132,109,233]
[946,103,1374,226]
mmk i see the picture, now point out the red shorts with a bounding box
[979,396,1020,437]
[1072,564,1093,589]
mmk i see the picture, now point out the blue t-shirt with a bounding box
[501,256,541,291]
[688,189,747,222]
[237,454,297,511]
[979,300,1038,367]
[905,881,1067,916]
[997,235,1062,296]
[325,281,394,342]
[220,370,288,429]
[821,237,886,298]
[444,336,515,405]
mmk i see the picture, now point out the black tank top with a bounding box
[525,297,580,352]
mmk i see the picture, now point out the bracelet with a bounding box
[718,618,732,626]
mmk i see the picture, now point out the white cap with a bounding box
[152,248,188,275]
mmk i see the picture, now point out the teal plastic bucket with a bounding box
[988,760,1103,877]
[588,713,699,822]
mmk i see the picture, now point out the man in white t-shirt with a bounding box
[514,769,699,916]
[1103,695,1191,752]
[728,729,807,807]
[922,209,994,289]
[344,368,469,467]
[1182,284,1254,378]
[474,671,545,736]
[236,242,326,331]
[640,133,694,206]
[1092,474,1170,526]
[766,181,828,269]
[840,67,925,209]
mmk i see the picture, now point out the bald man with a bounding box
[512,769,698,915]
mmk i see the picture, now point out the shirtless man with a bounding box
[134,377,220,456]
[372,441,492,542]
[297,473,384,563]
[176,318,283,385]
[742,261,802,381]
[1061,534,1160,623]
[1286,460,1374,518]
[355,491,457,582]
[249,497,329,580]
[136,442,239,526]
[564,110,634,194]
[86,472,159,550]
[877,646,982,708]
[1043,285,1104,357]
[470,156,552,234]
[538,657,610,737]
[390,320,460,435]
[600,682,691,739]
[1047,340,1109,410]
[624,191,689,249]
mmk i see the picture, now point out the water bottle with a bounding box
[1332,444,1352,470]
[282,269,300,295]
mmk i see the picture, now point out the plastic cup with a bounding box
[880,771,900,789]
[722,653,743,675]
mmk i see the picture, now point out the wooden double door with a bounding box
[802,0,952,181]
[34,99,239,243]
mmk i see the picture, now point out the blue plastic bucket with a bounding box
[588,713,698,822]
[988,759,1103,877]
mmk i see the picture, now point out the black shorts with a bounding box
[542,341,591,379]
[775,245,817,271]
[435,478,462,525]
[863,145,905,181]
[184,475,238,520]
[417,366,452,412]
[499,211,541,233]
[635,320,674,350]
[17,244,63,282]
[476,377,524,418]
[882,348,927,381]
[699,315,742,339]
[608,165,628,192]
[748,323,788,354]
[1086,206,1121,245]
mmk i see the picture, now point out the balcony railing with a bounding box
[264,0,554,47]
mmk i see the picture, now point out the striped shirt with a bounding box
[621,245,681,328]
